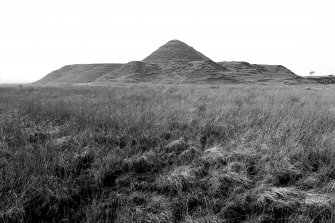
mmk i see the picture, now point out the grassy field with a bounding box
[1,83,335,222]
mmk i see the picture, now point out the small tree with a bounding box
[310,71,315,76]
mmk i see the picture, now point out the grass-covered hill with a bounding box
[36,40,301,84]
[1,83,335,222]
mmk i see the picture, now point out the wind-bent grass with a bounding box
[1,83,335,222]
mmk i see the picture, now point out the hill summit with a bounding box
[143,40,211,65]
[36,40,301,84]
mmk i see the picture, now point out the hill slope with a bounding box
[36,64,123,84]
[218,61,300,82]
[97,61,162,82]
[97,60,236,83]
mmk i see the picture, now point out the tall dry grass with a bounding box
[1,83,335,222]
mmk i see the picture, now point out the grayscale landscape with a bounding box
[2,0,335,221]
[1,39,335,222]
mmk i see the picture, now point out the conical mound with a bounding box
[143,40,211,65]
[36,39,301,84]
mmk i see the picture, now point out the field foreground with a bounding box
[1,83,335,222]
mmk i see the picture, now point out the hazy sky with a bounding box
[0,0,334,83]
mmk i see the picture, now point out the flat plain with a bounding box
[1,83,335,222]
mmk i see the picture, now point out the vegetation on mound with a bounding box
[1,84,335,222]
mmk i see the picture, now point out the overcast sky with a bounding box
[0,0,334,83]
